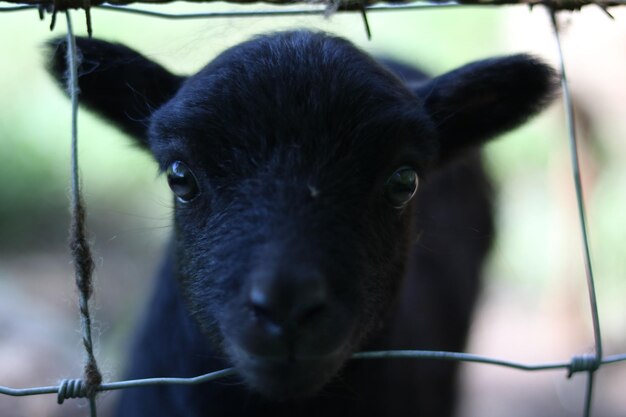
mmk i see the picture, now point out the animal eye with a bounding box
[385,166,419,208]
[167,161,199,203]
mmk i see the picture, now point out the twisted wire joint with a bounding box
[568,354,601,378]
[57,379,87,404]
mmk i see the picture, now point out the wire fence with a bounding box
[0,2,625,417]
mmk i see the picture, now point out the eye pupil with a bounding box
[167,161,199,202]
[385,167,418,208]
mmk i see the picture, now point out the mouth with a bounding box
[231,347,347,399]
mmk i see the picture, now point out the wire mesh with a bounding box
[0,3,625,417]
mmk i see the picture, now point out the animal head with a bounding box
[48,30,555,399]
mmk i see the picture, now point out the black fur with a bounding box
[48,37,183,143]
[47,30,556,417]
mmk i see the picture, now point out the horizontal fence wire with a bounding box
[1,0,626,11]
[0,2,469,21]
[0,352,625,397]
[0,2,625,417]
[2,0,626,14]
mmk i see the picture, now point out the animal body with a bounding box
[48,30,555,417]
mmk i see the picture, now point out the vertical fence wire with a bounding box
[65,10,101,417]
[548,8,603,417]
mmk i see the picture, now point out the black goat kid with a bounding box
[48,31,555,417]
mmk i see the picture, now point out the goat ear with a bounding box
[46,37,184,148]
[415,55,557,164]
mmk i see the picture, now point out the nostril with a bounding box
[249,286,281,323]
[293,301,326,326]
[249,301,284,336]
[294,276,328,325]
[251,302,274,324]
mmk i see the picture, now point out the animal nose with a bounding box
[248,268,328,333]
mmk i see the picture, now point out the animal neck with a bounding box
[127,248,228,379]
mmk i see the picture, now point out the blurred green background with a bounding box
[0,4,625,416]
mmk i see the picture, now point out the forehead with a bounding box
[149,32,435,175]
